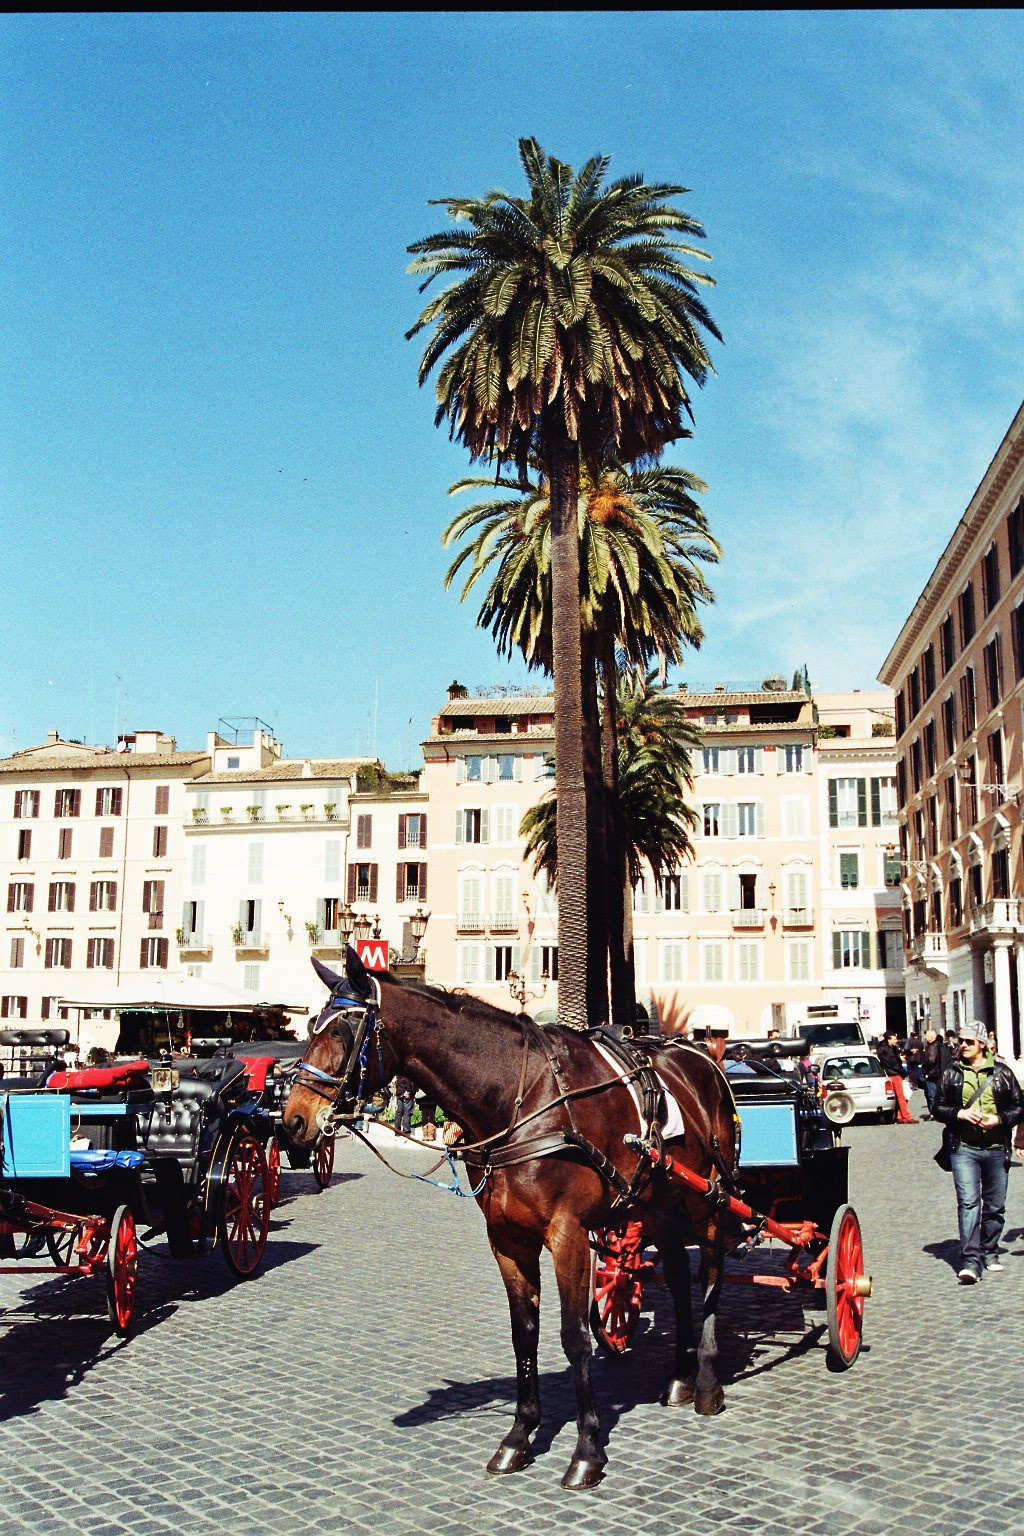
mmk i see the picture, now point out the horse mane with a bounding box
[392,975,526,1032]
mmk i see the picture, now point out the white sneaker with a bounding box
[958,1268,979,1284]
[984,1258,1004,1273]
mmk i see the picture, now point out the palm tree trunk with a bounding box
[547,436,588,1030]
[581,627,609,1027]
[600,632,634,1032]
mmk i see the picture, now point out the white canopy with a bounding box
[57,973,307,1015]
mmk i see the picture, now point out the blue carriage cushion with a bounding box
[70,1149,147,1172]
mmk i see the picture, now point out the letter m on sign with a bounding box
[355,938,390,972]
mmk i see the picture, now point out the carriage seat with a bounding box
[48,1060,150,1092]
[140,1058,246,1161]
[70,1149,147,1174]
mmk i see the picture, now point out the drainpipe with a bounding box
[115,765,131,985]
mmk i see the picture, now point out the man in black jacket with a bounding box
[876,1031,917,1123]
[933,1019,1024,1284]
[921,1028,951,1118]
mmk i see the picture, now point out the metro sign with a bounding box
[355,937,390,972]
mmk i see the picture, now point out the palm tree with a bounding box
[442,463,719,1024]
[409,138,719,1027]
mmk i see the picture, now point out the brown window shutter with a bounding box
[67,883,75,913]
[45,938,53,968]
[95,788,103,816]
[112,786,123,815]
[159,938,168,968]
[6,885,13,913]
[72,789,81,817]
[99,826,114,858]
[140,938,149,969]
[347,865,357,902]
[142,880,152,912]
[48,883,56,912]
[369,864,378,903]
[54,790,62,817]
[396,865,405,902]
[25,883,33,913]
[419,864,427,901]
[89,882,97,912]
[420,814,427,848]
[155,786,169,815]
[397,814,407,850]
[87,941,95,970]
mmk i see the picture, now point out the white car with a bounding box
[817,1050,897,1124]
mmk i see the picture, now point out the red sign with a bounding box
[355,937,390,972]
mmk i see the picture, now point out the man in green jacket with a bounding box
[934,1019,1024,1284]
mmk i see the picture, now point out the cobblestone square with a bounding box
[3,1109,1024,1536]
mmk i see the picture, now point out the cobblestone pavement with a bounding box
[3,1098,1024,1536]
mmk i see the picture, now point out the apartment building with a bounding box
[879,399,1024,1065]
[0,729,209,1043]
[421,681,902,1037]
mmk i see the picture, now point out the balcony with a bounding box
[308,928,342,956]
[490,910,519,932]
[233,929,269,958]
[783,906,813,928]
[969,899,1024,939]
[456,911,486,933]
[177,932,212,960]
[731,908,764,929]
[909,932,948,976]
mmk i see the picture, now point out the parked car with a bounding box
[817,1049,897,1124]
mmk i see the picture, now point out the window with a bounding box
[10,937,24,969]
[701,941,725,982]
[45,937,72,969]
[944,775,958,842]
[7,881,33,913]
[924,720,937,777]
[959,667,976,735]
[870,777,898,827]
[660,873,685,911]
[458,873,483,926]
[182,899,204,940]
[959,582,976,648]
[921,644,936,699]
[459,808,488,844]
[983,637,1002,714]
[152,825,168,858]
[949,877,963,927]
[497,754,515,781]
[140,937,169,969]
[783,798,808,837]
[1009,497,1024,578]
[48,880,75,912]
[782,745,805,774]
[94,786,123,817]
[99,826,115,858]
[348,863,378,903]
[58,827,73,859]
[969,861,983,909]
[1,996,28,1018]
[324,840,341,882]
[701,747,720,775]
[829,778,866,829]
[191,843,207,885]
[992,846,1010,900]
[736,942,762,982]
[356,814,372,849]
[155,785,170,815]
[896,691,906,737]
[940,613,956,675]
[785,868,810,922]
[142,880,165,930]
[243,964,260,992]
[787,941,811,981]
[736,802,761,837]
[534,944,558,981]
[247,843,264,884]
[982,544,1001,614]
[457,943,482,985]
[397,862,427,903]
[226,756,240,769]
[736,747,756,774]
[908,667,921,718]
[737,872,757,911]
[398,813,427,850]
[839,853,859,889]
[990,729,1005,799]
[660,942,686,982]
[702,803,721,838]
[237,898,261,941]
[942,695,957,757]
[87,937,115,970]
[493,806,516,843]
[963,755,978,827]
[883,848,901,888]
[493,945,516,982]
[13,789,39,819]
[465,756,482,783]
[1013,602,1024,683]
[54,788,81,818]
[702,870,723,913]
[832,931,872,969]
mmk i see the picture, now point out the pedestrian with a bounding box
[921,1027,951,1119]
[419,1092,438,1141]
[393,1073,416,1136]
[876,1030,917,1123]
[933,1019,1024,1284]
[905,1028,924,1090]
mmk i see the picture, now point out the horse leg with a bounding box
[693,1223,726,1416]
[549,1220,606,1491]
[486,1229,543,1475]
[658,1234,698,1407]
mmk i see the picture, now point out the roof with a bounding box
[194,759,365,785]
[438,695,554,717]
[0,747,209,775]
[680,691,809,707]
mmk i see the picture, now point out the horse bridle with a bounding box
[290,976,388,1138]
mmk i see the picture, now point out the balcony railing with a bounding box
[783,907,813,927]
[456,911,486,933]
[731,908,764,928]
[456,910,521,933]
[969,899,1024,938]
[178,932,211,955]
[308,928,342,952]
[909,932,948,972]
[234,930,269,954]
[490,910,519,932]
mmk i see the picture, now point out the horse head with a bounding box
[283,947,390,1147]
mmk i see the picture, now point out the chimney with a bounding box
[46,729,59,746]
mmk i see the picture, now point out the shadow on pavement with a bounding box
[922,1238,961,1272]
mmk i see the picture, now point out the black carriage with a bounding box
[0,1028,275,1334]
[591,1036,870,1369]
[232,1041,337,1194]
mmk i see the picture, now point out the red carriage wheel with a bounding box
[825,1203,871,1369]
[590,1220,646,1353]
[313,1135,335,1191]
[218,1133,270,1278]
[106,1206,138,1336]
[265,1136,282,1206]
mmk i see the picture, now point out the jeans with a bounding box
[950,1143,1008,1274]
[394,1096,414,1136]
[924,1079,941,1116]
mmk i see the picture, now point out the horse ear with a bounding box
[310,955,345,994]
[345,943,373,999]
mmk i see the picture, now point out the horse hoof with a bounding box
[560,1457,606,1491]
[694,1386,725,1416]
[487,1445,531,1475]
[661,1378,696,1407]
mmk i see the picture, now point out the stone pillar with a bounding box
[991,939,1015,1063]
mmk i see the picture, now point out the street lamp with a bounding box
[352,913,372,944]
[338,902,355,950]
[409,906,429,960]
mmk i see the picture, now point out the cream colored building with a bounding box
[420,681,902,1038]
[879,399,1024,1066]
[0,729,208,1049]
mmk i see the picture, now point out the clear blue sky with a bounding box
[2,12,1023,766]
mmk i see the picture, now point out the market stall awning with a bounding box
[57,974,307,1014]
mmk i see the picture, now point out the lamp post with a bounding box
[338,902,355,951]
[409,906,429,962]
[353,913,372,944]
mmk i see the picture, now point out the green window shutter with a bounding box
[828,780,838,827]
[857,779,867,827]
[832,932,842,968]
[861,931,872,968]
[870,777,881,827]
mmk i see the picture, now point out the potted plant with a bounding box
[276,804,290,818]
[175,926,185,945]
[300,803,314,819]
[305,919,319,944]
[192,807,207,824]
[231,922,244,944]
[324,802,337,820]
[246,804,262,821]
[220,806,233,820]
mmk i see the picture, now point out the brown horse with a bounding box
[284,949,738,1491]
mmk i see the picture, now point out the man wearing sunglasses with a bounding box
[934,1019,1023,1284]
